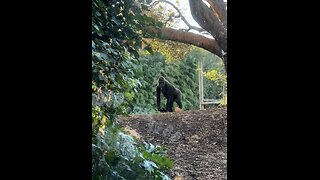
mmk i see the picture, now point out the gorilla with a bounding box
[156,76,182,112]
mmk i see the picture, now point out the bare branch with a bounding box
[164,14,179,27]
[150,0,206,33]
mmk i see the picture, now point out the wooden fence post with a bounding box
[198,59,204,110]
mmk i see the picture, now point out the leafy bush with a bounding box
[129,50,199,114]
[92,0,173,179]
[200,49,226,105]
[129,47,226,114]
[92,125,172,180]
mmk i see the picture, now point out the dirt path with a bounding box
[117,107,227,180]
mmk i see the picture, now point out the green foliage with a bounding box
[92,125,171,180]
[128,47,226,114]
[129,50,200,114]
[92,0,173,179]
[141,143,173,170]
[202,57,226,88]
[192,48,225,100]
[92,0,142,122]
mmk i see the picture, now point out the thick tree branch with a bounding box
[189,0,227,52]
[143,0,227,71]
[145,26,222,57]
[150,0,206,33]
[206,0,227,27]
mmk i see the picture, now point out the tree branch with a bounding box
[205,0,227,27]
[189,0,227,52]
[150,0,206,33]
[145,26,222,57]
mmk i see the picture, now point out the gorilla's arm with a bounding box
[156,86,161,110]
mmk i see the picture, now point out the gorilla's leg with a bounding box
[159,108,166,112]
[166,98,174,112]
[175,93,183,109]
[176,97,182,109]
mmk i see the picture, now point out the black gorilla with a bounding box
[156,76,182,112]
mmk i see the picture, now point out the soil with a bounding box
[117,107,227,180]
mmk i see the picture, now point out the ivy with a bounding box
[92,0,173,179]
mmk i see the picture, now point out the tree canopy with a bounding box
[140,0,227,71]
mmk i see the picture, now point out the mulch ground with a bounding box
[117,107,227,180]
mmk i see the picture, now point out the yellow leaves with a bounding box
[203,68,227,106]
[203,69,218,81]
[203,69,227,85]
[98,115,107,135]
[145,5,166,23]
[149,39,192,63]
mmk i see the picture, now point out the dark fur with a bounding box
[156,76,182,112]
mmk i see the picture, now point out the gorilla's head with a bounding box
[158,76,166,89]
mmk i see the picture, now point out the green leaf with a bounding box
[111,16,121,25]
